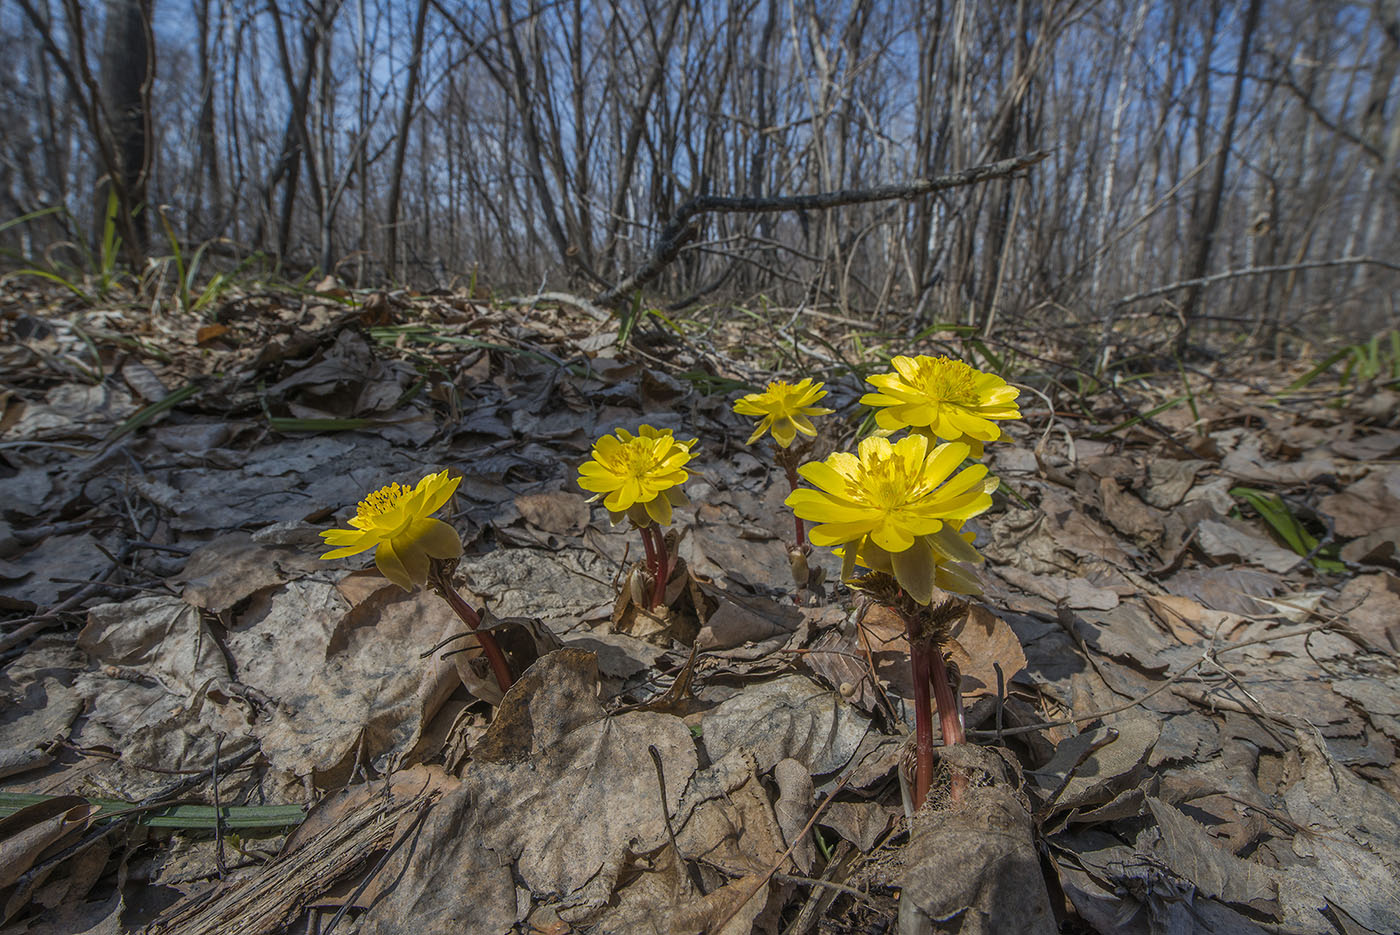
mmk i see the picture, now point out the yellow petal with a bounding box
[891,538,937,605]
[746,416,773,445]
[375,538,417,591]
[929,525,982,564]
[405,517,463,559]
[416,470,461,515]
[808,519,878,547]
[936,562,984,596]
[772,417,798,448]
[869,522,915,554]
[643,493,673,525]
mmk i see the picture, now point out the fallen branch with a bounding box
[1107,255,1400,309]
[595,150,1051,309]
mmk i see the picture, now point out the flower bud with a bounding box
[789,547,810,589]
[628,568,650,608]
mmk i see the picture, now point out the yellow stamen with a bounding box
[357,482,409,520]
[911,357,980,406]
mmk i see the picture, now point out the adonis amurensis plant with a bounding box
[576,424,697,611]
[732,378,833,593]
[788,355,1022,809]
[319,469,515,694]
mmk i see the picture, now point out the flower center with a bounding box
[357,482,409,521]
[768,381,800,405]
[854,451,922,510]
[912,357,980,406]
[614,439,662,479]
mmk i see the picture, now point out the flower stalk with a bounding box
[733,379,832,578]
[904,614,938,809]
[319,469,516,699]
[889,594,970,808]
[640,524,670,609]
[777,447,806,548]
[428,562,514,695]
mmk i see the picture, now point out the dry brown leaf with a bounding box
[513,489,589,536]
[1164,566,1282,616]
[699,675,871,776]
[947,604,1028,698]
[900,747,1056,935]
[1318,466,1400,538]
[1332,572,1400,653]
[998,566,1120,610]
[1196,518,1303,573]
[177,535,325,614]
[360,649,701,929]
[1033,719,1160,823]
[1340,525,1400,570]
[1097,476,1166,544]
[256,585,459,786]
[79,596,230,697]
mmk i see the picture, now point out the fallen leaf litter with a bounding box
[2,283,1400,933]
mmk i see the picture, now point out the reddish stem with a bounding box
[430,567,514,695]
[645,524,670,609]
[928,643,968,802]
[782,459,806,548]
[928,648,965,747]
[638,521,659,575]
[906,627,937,811]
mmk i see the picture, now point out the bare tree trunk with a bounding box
[1179,0,1263,348]
[386,0,431,282]
[192,0,223,237]
[95,0,154,261]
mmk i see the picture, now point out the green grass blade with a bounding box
[0,204,66,236]
[0,791,304,830]
[1091,395,1186,438]
[102,382,202,447]
[4,267,94,304]
[1231,486,1344,572]
[1280,347,1350,394]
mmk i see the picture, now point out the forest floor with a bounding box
[1,278,1399,935]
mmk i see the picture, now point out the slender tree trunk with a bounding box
[1180,0,1263,347]
[386,0,431,282]
[96,0,155,261]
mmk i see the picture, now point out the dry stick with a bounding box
[428,566,514,694]
[595,150,1051,309]
[648,744,707,896]
[1106,256,1400,310]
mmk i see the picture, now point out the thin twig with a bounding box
[649,744,706,895]
[713,769,857,934]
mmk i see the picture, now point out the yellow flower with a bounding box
[733,378,834,447]
[577,424,697,526]
[860,355,1020,456]
[319,469,464,591]
[785,435,992,604]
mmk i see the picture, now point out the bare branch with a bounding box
[595,150,1052,309]
[1108,256,1400,309]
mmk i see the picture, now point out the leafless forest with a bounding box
[3,0,1398,345]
